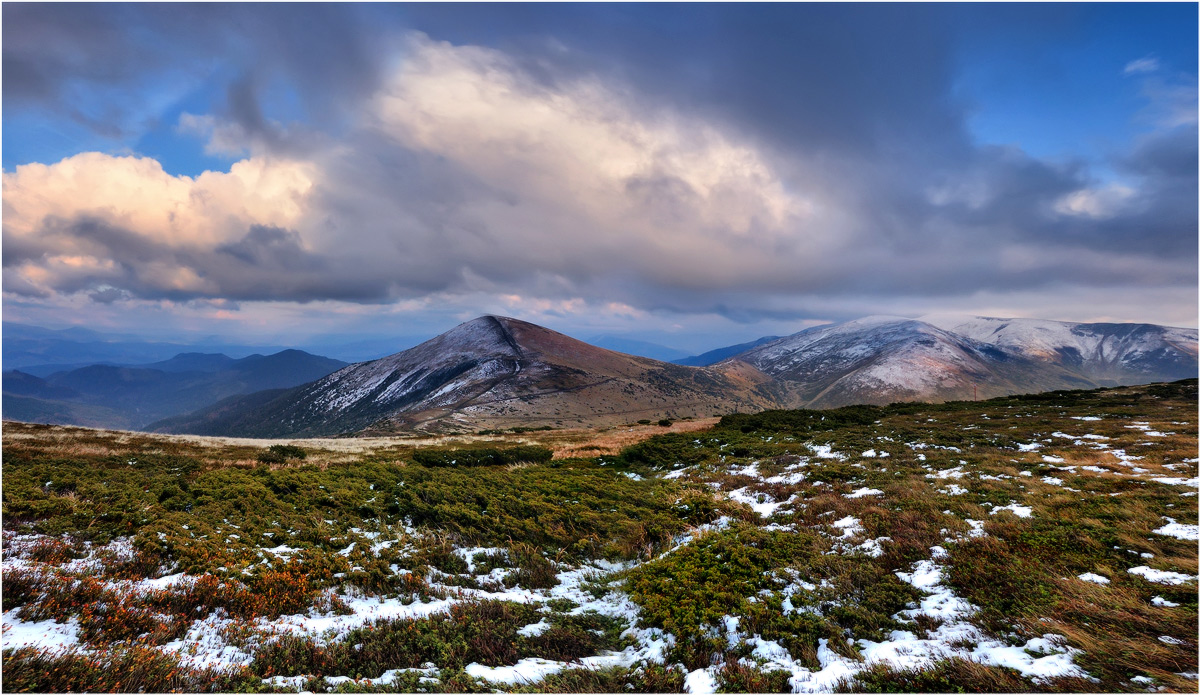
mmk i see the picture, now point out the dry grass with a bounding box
[2,417,724,468]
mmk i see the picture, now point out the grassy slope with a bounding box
[2,380,1196,693]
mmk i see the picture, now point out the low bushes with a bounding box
[257,444,307,464]
[412,445,553,468]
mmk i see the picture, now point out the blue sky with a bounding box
[953,4,1196,161]
[3,3,1196,354]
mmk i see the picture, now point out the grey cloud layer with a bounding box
[2,5,1195,325]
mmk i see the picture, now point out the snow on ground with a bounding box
[765,470,807,485]
[466,658,569,685]
[806,443,846,460]
[267,594,458,640]
[1,613,82,652]
[990,504,1033,518]
[831,515,863,538]
[729,461,761,478]
[1077,573,1110,584]
[873,551,1090,682]
[516,619,550,637]
[454,546,506,573]
[843,487,884,499]
[1148,477,1200,488]
[684,667,719,693]
[1128,566,1197,585]
[1152,518,1200,541]
[727,487,796,518]
[160,613,257,670]
[855,537,891,558]
[712,548,1091,692]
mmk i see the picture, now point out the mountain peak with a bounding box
[153,316,782,436]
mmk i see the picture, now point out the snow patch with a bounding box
[1152,519,1199,541]
[990,504,1033,518]
[844,487,884,499]
[1128,566,1196,585]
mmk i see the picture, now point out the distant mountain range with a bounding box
[919,315,1198,385]
[4,314,1195,436]
[146,314,1197,438]
[588,335,694,363]
[1,322,293,375]
[672,336,782,367]
[1,321,416,375]
[2,350,347,429]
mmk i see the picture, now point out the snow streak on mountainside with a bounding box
[730,317,1099,408]
[921,315,1198,385]
[149,314,1197,438]
[153,316,784,437]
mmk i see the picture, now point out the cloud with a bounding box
[2,4,400,152]
[372,36,818,251]
[1053,184,1136,219]
[2,153,326,301]
[1123,56,1160,75]
[2,28,1195,331]
[1139,76,1199,128]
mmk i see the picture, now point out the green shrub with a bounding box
[257,444,307,464]
[411,445,553,467]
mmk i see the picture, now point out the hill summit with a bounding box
[153,316,784,436]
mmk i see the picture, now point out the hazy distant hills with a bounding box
[2,350,347,429]
[673,336,782,367]
[1,322,292,375]
[151,316,786,437]
[588,335,693,363]
[6,314,1195,436]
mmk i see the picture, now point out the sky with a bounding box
[3,3,1197,356]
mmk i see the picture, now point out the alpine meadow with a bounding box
[2,4,1197,694]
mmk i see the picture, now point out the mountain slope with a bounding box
[731,316,1097,408]
[921,315,1198,385]
[3,350,348,429]
[0,394,137,430]
[152,316,786,437]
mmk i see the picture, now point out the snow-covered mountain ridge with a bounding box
[726,315,1196,408]
[920,314,1197,383]
[151,314,1196,437]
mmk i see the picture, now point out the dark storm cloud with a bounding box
[391,3,972,169]
[3,3,398,146]
[3,4,1195,327]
